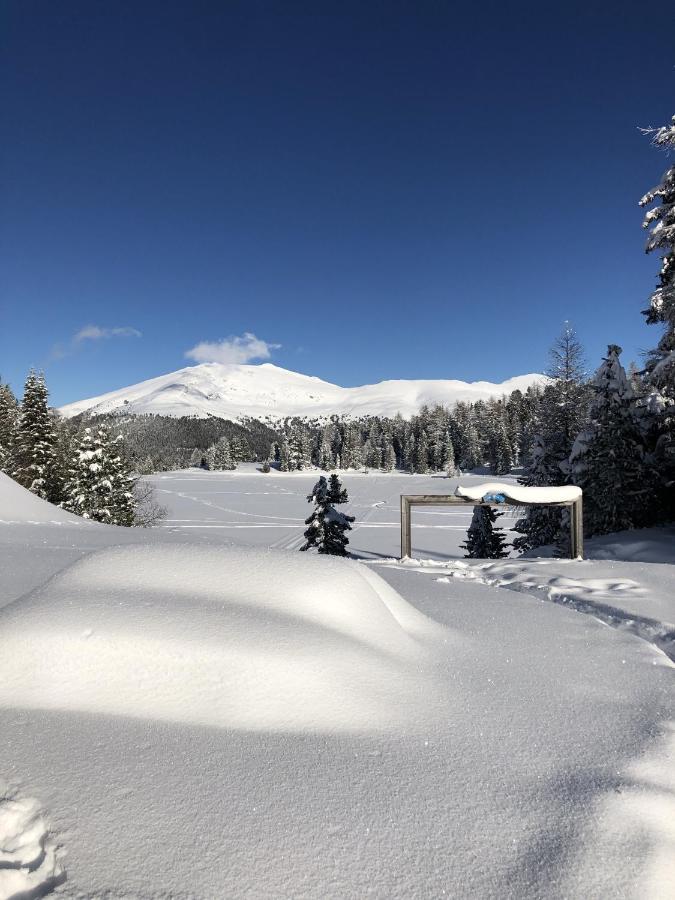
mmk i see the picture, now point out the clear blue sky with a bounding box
[1,0,673,406]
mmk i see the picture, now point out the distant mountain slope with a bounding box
[58,363,545,421]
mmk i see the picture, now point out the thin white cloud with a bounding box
[74,325,142,342]
[46,324,142,364]
[185,332,281,365]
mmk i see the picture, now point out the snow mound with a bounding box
[0,473,91,526]
[0,544,449,733]
[58,361,546,421]
[0,793,65,897]
[456,481,582,503]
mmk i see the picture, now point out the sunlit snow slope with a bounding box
[58,362,544,420]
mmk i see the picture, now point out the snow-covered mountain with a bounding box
[58,363,545,421]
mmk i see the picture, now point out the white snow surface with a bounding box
[57,361,545,420]
[0,791,65,897]
[0,472,90,526]
[1,469,674,898]
[455,481,582,503]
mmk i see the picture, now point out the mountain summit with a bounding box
[58,363,544,421]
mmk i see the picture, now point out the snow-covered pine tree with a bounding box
[279,436,292,471]
[49,414,76,505]
[0,381,19,474]
[189,447,206,468]
[212,436,235,470]
[63,426,136,525]
[300,475,355,555]
[545,323,590,452]
[514,325,589,551]
[327,472,348,504]
[12,371,60,501]
[460,421,482,471]
[512,435,564,551]
[414,429,429,473]
[203,445,216,470]
[402,429,415,472]
[341,424,363,470]
[444,433,458,476]
[461,505,510,559]
[639,115,675,510]
[288,425,311,470]
[568,345,656,536]
[319,426,334,470]
[229,437,246,463]
[107,434,138,526]
[490,419,514,475]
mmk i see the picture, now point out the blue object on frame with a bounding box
[483,492,507,503]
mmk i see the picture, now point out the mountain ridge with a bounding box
[58,362,545,421]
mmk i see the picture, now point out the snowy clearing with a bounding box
[0,469,674,898]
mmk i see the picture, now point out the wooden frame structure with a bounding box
[400,494,584,560]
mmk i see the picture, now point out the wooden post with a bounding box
[400,495,411,558]
[571,496,584,559]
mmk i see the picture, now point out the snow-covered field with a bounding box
[149,465,522,559]
[1,468,674,899]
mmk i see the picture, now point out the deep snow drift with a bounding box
[1,470,674,898]
[0,543,447,734]
[57,360,545,420]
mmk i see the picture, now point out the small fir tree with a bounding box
[461,506,510,559]
[63,426,136,525]
[300,474,355,555]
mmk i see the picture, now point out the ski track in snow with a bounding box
[371,557,675,664]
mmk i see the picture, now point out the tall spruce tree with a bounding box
[12,371,60,501]
[460,421,482,471]
[461,506,510,559]
[0,381,19,474]
[300,474,355,555]
[490,419,514,475]
[639,115,675,513]
[212,436,235,470]
[545,323,590,451]
[279,436,292,471]
[514,325,589,551]
[569,345,656,536]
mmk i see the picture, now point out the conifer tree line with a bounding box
[0,371,160,526]
[274,388,541,477]
[72,412,279,473]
